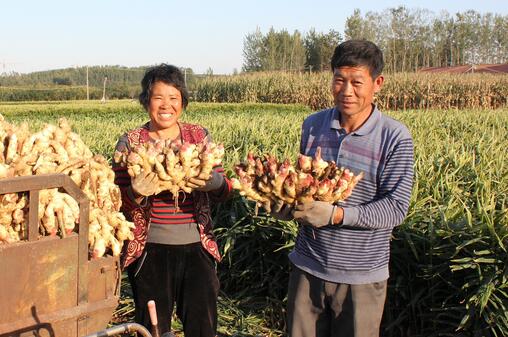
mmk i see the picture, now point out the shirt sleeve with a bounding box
[112,135,131,188]
[342,137,414,230]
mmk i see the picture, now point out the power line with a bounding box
[0,60,21,75]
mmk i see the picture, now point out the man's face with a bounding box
[331,65,384,119]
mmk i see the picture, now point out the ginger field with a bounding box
[1,100,507,336]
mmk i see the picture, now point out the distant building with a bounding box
[419,64,508,74]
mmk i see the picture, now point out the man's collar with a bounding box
[330,105,381,136]
[330,107,342,130]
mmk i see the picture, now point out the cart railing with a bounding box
[0,173,90,302]
[0,174,121,337]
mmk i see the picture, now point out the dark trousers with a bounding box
[127,242,219,337]
[287,266,387,337]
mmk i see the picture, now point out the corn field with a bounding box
[1,100,507,336]
[194,72,508,111]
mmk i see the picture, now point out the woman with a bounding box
[113,64,231,337]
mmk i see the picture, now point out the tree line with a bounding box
[0,65,198,88]
[0,66,146,87]
[0,65,202,101]
[242,27,340,72]
[243,7,508,73]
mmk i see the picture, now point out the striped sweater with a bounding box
[289,106,414,284]
[150,192,196,225]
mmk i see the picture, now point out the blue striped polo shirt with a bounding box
[289,105,414,284]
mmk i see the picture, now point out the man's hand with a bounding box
[293,201,337,228]
[131,171,159,197]
[270,199,294,221]
[187,170,225,192]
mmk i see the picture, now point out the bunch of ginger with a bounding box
[0,193,27,243]
[114,139,225,198]
[0,114,134,259]
[232,147,363,213]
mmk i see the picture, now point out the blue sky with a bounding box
[1,0,506,74]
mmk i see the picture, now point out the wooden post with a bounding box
[101,76,108,103]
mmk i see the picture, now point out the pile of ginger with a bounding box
[0,115,134,259]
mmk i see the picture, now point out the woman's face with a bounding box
[148,81,183,133]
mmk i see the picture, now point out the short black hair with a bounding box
[139,64,189,110]
[330,40,384,79]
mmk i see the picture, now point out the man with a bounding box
[276,40,414,337]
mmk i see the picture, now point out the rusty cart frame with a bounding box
[0,174,148,336]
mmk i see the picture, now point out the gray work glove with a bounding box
[270,199,294,221]
[187,170,225,192]
[131,170,159,197]
[293,201,336,228]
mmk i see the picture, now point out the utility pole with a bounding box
[184,68,187,87]
[86,66,89,101]
[101,76,108,103]
[0,60,20,75]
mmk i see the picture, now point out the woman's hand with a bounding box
[131,171,159,197]
[187,170,224,192]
